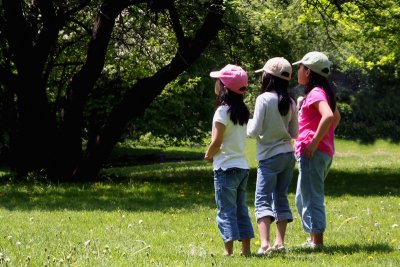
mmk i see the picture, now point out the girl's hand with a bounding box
[204,122,225,164]
[204,155,213,163]
[305,100,334,159]
[304,139,318,159]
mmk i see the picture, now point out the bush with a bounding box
[336,89,400,143]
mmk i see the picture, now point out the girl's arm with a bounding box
[247,96,265,137]
[304,101,333,159]
[333,108,341,130]
[289,100,299,139]
[204,122,225,162]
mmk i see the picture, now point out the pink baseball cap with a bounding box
[210,64,248,94]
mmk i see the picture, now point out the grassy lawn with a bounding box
[0,139,399,266]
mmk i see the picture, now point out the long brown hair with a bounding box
[261,72,293,116]
[215,81,250,125]
[303,67,337,111]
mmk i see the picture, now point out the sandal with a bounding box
[272,245,286,253]
[257,247,273,256]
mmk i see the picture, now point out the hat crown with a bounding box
[293,51,331,77]
[261,57,292,80]
[209,64,248,94]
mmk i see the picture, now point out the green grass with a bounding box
[0,139,399,266]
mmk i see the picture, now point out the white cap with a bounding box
[292,51,332,77]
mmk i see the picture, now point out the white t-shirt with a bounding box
[247,92,298,161]
[212,105,249,171]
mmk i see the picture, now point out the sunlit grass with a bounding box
[0,139,399,266]
[334,139,400,171]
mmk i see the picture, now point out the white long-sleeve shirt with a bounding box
[247,92,298,161]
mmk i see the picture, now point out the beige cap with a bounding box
[255,57,292,81]
[292,51,332,77]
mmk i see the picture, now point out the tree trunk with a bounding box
[55,1,129,182]
[13,76,56,178]
[3,0,57,177]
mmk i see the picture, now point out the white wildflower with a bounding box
[84,240,91,247]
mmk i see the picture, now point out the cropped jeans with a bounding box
[214,168,254,243]
[254,152,295,223]
[295,150,332,234]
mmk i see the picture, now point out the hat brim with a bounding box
[209,71,221,78]
[254,69,264,73]
[292,60,302,65]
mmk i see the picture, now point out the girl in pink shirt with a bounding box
[292,52,341,248]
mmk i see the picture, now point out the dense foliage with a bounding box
[0,0,399,180]
[114,0,400,144]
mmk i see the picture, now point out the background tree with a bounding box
[291,0,400,142]
[0,0,224,181]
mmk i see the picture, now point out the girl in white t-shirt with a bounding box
[204,64,254,256]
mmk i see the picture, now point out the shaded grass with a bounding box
[2,165,397,212]
[0,139,399,266]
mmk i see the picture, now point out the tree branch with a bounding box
[3,0,34,69]
[0,65,18,89]
[167,1,187,51]
[34,0,59,73]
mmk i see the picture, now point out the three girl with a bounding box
[205,51,340,255]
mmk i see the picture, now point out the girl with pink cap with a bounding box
[205,64,254,256]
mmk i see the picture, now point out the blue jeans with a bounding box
[214,168,254,243]
[295,151,332,234]
[254,152,295,223]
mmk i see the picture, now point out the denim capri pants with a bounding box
[254,152,295,223]
[295,150,332,233]
[214,168,255,243]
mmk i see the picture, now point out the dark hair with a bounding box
[215,81,250,125]
[261,72,293,116]
[303,66,337,111]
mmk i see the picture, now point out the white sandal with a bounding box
[257,247,273,256]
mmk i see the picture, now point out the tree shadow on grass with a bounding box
[322,169,400,197]
[106,147,204,167]
[0,162,399,211]
[0,179,216,212]
[284,169,400,198]
[0,161,216,212]
[288,242,394,255]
